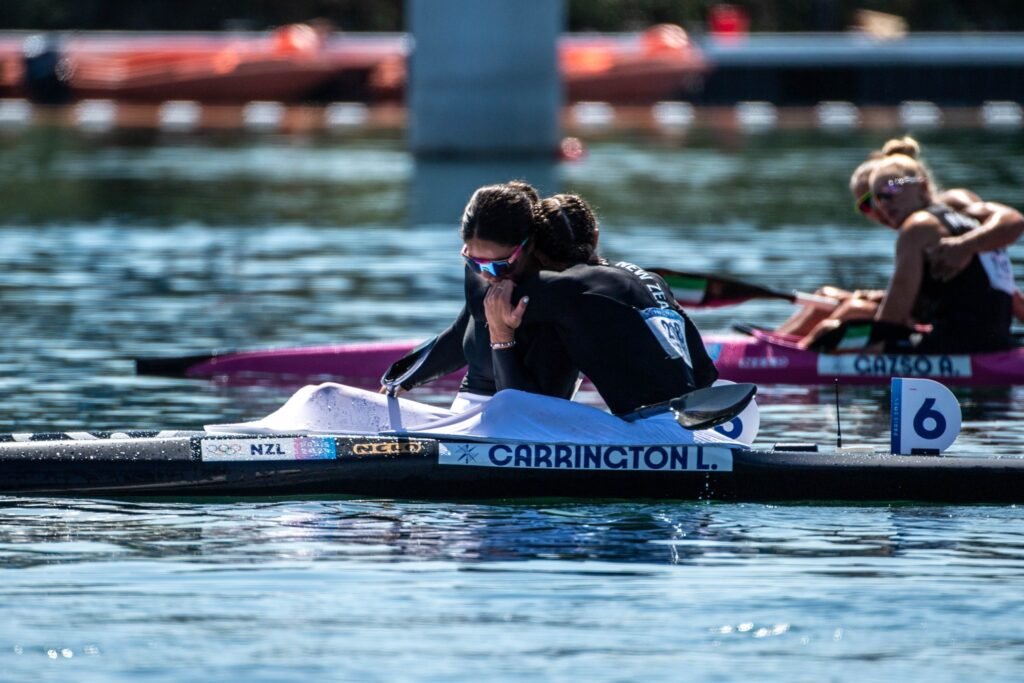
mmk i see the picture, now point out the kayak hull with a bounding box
[2,432,1023,503]
[137,334,1024,387]
[707,333,1024,386]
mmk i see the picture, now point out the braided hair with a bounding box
[533,193,600,266]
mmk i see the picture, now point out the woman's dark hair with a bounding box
[533,193,600,266]
[460,180,539,245]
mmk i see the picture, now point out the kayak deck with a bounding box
[1,431,1022,503]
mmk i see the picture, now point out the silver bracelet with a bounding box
[490,340,516,350]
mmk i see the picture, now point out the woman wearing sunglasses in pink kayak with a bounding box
[801,140,1015,354]
[780,136,1024,344]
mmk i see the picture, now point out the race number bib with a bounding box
[978,249,1016,296]
[639,308,692,367]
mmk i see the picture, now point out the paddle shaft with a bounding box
[650,268,840,310]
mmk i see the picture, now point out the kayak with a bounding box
[1,430,1022,503]
[708,327,1024,386]
[136,330,1024,387]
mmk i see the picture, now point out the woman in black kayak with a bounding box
[485,194,719,416]
[383,181,579,409]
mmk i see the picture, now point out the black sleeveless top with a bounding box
[911,204,1013,353]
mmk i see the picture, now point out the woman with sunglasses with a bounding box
[779,136,1024,337]
[209,181,576,436]
[801,146,1014,353]
[382,181,579,410]
[484,194,720,417]
[858,138,1023,286]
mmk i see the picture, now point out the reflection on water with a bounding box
[1,128,1023,682]
[0,498,1021,682]
[1,498,1023,569]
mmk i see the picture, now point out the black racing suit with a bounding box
[493,261,719,415]
[388,265,579,398]
[907,204,1013,353]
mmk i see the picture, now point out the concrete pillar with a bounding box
[407,0,562,158]
[410,158,557,227]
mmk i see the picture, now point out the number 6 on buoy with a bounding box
[890,378,961,455]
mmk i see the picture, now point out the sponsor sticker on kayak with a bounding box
[817,354,971,378]
[438,442,733,472]
[201,437,337,461]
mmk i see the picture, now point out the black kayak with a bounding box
[1,430,1023,503]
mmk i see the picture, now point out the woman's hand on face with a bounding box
[484,280,529,343]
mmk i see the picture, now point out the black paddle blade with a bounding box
[135,353,218,378]
[670,383,757,430]
[648,268,793,308]
[380,336,439,393]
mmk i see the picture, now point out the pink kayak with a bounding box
[135,328,1024,387]
[707,327,1024,386]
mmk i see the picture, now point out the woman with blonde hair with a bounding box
[780,135,1024,339]
[803,138,1014,353]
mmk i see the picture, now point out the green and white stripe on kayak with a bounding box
[836,322,872,350]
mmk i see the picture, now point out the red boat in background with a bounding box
[562,24,705,104]
[0,26,407,104]
[0,24,705,104]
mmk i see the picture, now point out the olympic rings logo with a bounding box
[205,442,243,455]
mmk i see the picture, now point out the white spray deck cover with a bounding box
[206,384,745,448]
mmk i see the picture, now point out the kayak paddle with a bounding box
[381,336,439,396]
[135,352,222,378]
[648,268,839,310]
[621,382,757,431]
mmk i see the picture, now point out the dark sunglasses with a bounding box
[461,238,528,278]
[854,191,873,214]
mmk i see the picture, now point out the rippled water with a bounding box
[1,126,1023,681]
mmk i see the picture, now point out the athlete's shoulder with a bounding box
[906,208,946,232]
[538,263,594,284]
[897,212,945,252]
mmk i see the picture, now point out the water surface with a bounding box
[0,126,1022,682]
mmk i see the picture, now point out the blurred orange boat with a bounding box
[562,24,705,103]
[0,23,705,104]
